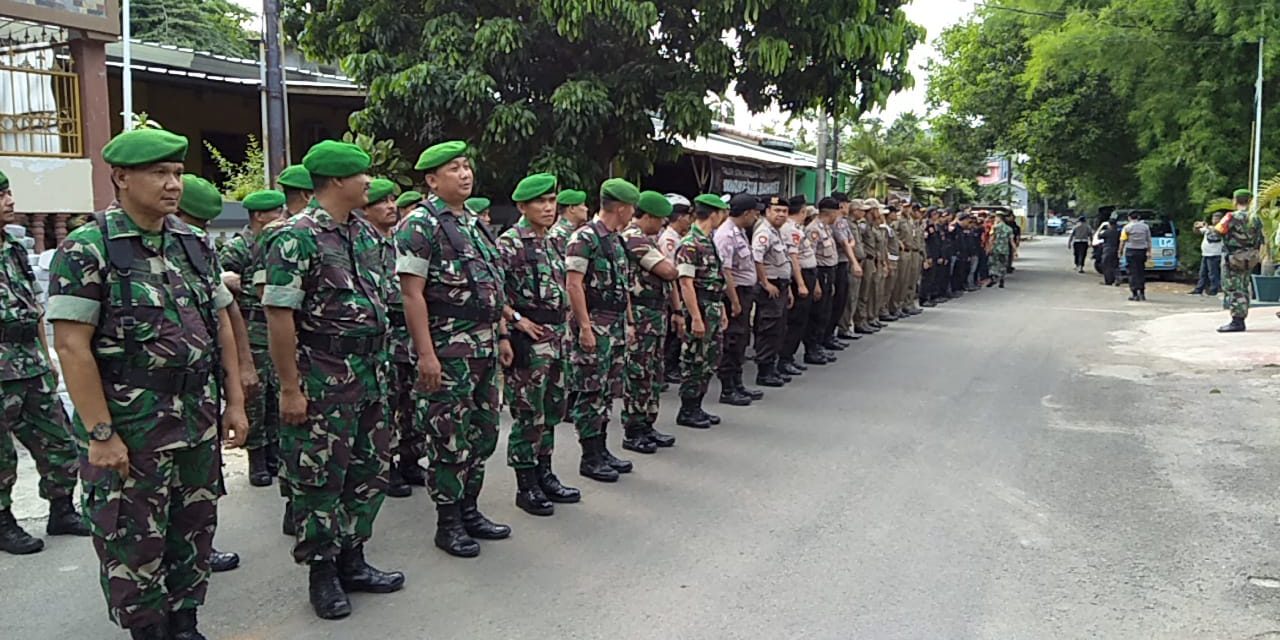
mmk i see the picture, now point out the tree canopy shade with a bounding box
[926,0,1280,220]
[130,0,255,59]
[283,0,923,194]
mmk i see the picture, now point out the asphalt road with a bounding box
[7,240,1280,639]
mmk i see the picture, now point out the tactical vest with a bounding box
[422,200,503,323]
[584,224,629,313]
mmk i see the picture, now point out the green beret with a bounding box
[557,189,586,206]
[396,191,423,208]
[416,140,468,171]
[0,170,9,191]
[367,178,400,204]
[277,164,313,190]
[1234,188,1252,198]
[243,189,287,212]
[636,190,673,218]
[465,197,491,213]
[600,178,640,205]
[178,174,224,221]
[694,193,729,210]
[512,173,557,203]
[102,128,189,167]
[302,140,371,178]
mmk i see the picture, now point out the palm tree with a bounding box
[843,131,929,200]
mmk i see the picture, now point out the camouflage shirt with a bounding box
[621,222,671,336]
[497,218,567,346]
[218,227,267,347]
[0,228,48,381]
[676,223,726,295]
[395,199,504,359]
[262,205,388,337]
[1220,209,1265,255]
[565,219,630,327]
[376,232,413,364]
[46,208,233,451]
[547,216,584,258]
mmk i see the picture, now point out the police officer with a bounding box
[676,194,730,428]
[48,128,249,640]
[0,169,89,556]
[804,198,841,364]
[833,197,863,340]
[497,173,580,515]
[396,142,512,558]
[780,196,817,372]
[854,199,881,334]
[659,194,692,383]
[713,194,758,406]
[751,195,792,387]
[620,191,680,452]
[264,141,404,619]
[565,179,640,481]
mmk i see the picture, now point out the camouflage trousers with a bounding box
[283,349,390,564]
[81,438,221,629]
[622,329,666,428]
[388,360,427,462]
[1222,263,1253,319]
[505,342,567,469]
[990,251,1010,278]
[569,321,626,440]
[423,356,499,504]
[243,346,280,452]
[0,372,78,510]
[680,301,725,399]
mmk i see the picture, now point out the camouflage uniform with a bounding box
[496,218,568,470]
[377,231,424,471]
[1220,209,1264,319]
[218,228,280,461]
[262,205,391,565]
[0,227,78,513]
[46,209,232,629]
[676,224,726,399]
[990,221,1014,278]
[565,219,630,438]
[620,222,670,430]
[394,199,504,505]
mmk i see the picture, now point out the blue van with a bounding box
[1118,209,1178,278]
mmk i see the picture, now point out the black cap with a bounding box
[729,193,761,215]
[817,197,840,211]
[787,195,806,214]
[831,191,849,203]
[765,194,786,207]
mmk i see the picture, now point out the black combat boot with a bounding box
[755,363,786,388]
[282,501,296,537]
[578,437,620,482]
[209,549,240,572]
[399,451,427,487]
[778,359,804,376]
[338,544,405,593]
[434,503,480,557]
[697,394,722,425]
[460,495,512,540]
[598,423,633,473]
[536,455,581,502]
[676,396,711,429]
[265,442,281,477]
[514,467,555,516]
[735,373,764,401]
[308,561,352,620]
[385,464,413,498]
[128,622,169,640]
[644,421,677,448]
[803,350,829,366]
[169,609,207,640]
[622,423,658,454]
[1218,317,1247,333]
[0,509,42,555]
[718,377,753,406]
[248,448,272,487]
[46,496,89,536]
[822,337,847,351]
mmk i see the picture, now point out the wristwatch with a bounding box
[512,311,523,323]
[89,422,114,442]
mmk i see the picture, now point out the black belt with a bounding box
[0,323,37,343]
[768,278,790,286]
[586,294,627,313]
[100,362,211,395]
[298,331,387,355]
[697,291,724,304]
[515,307,565,325]
[631,296,666,311]
[388,310,406,325]
[429,301,502,323]
[242,308,267,324]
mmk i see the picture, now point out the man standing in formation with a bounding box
[660,195,693,381]
[278,164,314,216]
[714,195,760,406]
[1217,188,1264,333]
[751,195,793,388]
[676,194,730,428]
[781,197,816,373]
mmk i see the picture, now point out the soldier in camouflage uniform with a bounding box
[675,194,730,429]
[620,191,680,453]
[549,189,589,255]
[220,189,286,488]
[48,128,248,640]
[1217,188,1265,333]
[0,169,89,557]
[278,164,314,216]
[263,141,404,620]
[988,212,1015,288]
[565,178,640,482]
[396,190,424,219]
[497,174,581,516]
[396,141,512,558]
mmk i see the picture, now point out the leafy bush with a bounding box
[341,131,414,189]
[204,136,266,200]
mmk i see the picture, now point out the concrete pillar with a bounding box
[69,36,113,211]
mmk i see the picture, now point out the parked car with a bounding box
[1045,214,1068,235]
[1117,209,1178,278]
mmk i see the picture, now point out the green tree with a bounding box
[131,0,255,58]
[843,124,929,200]
[283,0,922,195]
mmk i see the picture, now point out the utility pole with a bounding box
[121,0,133,130]
[1251,35,1265,206]
[815,113,828,203]
[829,107,840,196]
[262,0,288,183]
